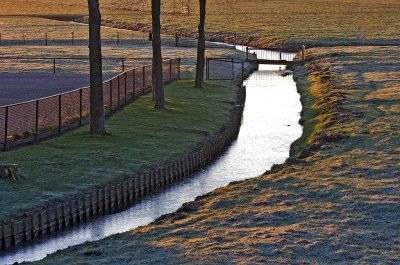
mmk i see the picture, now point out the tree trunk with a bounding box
[152,0,165,110]
[0,164,20,181]
[88,0,106,134]
[195,0,206,88]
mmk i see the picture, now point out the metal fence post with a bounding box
[3,106,9,149]
[132,68,136,97]
[178,58,181,80]
[124,72,127,103]
[117,76,120,107]
[241,61,244,82]
[79,89,83,126]
[35,100,39,141]
[206,57,209,80]
[53,59,56,74]
[142,66,145,94]
[110,80,113,111]
[58,95,62,133]
[231,58,234,80]
[169,59,172,81]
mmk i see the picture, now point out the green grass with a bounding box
[0,80,236,222]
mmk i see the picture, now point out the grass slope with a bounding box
[0,80,236,223]
[33,46,400,264]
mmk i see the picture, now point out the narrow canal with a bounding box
[0,66,302,264]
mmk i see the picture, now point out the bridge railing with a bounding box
[245,46,305,62]
[0,58,181,150]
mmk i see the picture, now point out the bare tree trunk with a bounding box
[195,0,206,88]
[88,0,106,134]
[152,0,165,109]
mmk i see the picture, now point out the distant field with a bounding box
[0,16,246,105]
[1,0,399,46]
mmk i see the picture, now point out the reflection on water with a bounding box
[0,71,302,264]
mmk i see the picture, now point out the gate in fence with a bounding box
[206,57,245,81]
[0,58,181,150]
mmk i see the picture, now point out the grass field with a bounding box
[0,16,246,76]
[33,46,400,264]
[0,80,237,223]
[1,0,399,47]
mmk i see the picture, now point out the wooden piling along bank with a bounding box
[0,84,247,251]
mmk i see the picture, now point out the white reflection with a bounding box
[0,71,302,265]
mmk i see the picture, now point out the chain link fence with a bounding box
[0,58,180,150]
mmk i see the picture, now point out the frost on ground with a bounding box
[32,46,400,264]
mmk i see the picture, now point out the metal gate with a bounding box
[206,57,234,80]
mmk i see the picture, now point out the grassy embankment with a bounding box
[1,0,399,48]
[33,46,400,264]
[0,80,237,223]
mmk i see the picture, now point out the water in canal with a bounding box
[0,67,302,264]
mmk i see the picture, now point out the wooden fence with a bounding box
[0,83,246,251]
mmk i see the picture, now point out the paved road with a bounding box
[0,73,114,106]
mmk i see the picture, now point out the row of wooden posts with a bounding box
[0,32,142,46]
[0,85,246,251]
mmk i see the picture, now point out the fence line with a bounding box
[0,82,246,252]
[0,58,181,150]
[0,31,149,46]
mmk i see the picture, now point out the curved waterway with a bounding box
[0,69,302,264]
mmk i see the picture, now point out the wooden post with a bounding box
[0,164,20,180]
[175,31,179,47]
[302,45,306,60]
[53,59,56,74]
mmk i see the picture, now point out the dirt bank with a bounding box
[32,46,400,264]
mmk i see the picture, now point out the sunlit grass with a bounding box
[0,80,236,222]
